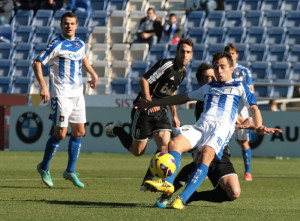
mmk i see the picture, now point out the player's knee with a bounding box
[130,145,146,157]
[72,130,85,138]
[228,187,241,201]
[54,133,66,140]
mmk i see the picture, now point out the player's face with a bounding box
[213,57,234,83]
[147,9,155,20]
[203,68,214,83]
[228,49,238,64]
[176,43,193,67]
[61,17,78,40]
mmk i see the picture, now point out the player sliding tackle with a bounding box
[135,51,282,209]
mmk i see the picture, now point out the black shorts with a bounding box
[207,152,236,188]
[130,107,172,140]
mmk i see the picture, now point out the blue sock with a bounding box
[242,147,252,174]
[66,136,82,173]
[40,135,60,171]
[164,151,181,184]
[179,163,209,204]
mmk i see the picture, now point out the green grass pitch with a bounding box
[0,151,299,221]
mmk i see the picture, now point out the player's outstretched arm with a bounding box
[32,59,50,104]
[82,57,98,89]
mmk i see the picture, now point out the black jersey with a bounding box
[134,58,186,103]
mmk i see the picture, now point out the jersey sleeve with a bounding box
[244,68,253,85]
[143,60,168,85]
[37,38,61,65]
[188,85,206,101]
[240,82,257,108]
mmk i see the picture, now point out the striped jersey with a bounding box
[37,35,86,97]
[188,80,257,134]
[232,63,253,85]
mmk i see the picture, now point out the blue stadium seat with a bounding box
[11,10,34,26]
[283,11,300,28]
[11,77,33,94]
[234,43,248,61]
[247,44,268,61]
[287,45,300,63]
[186,10,206,29]
[91,0,108,10]
[223,11,244,27]
[167,44,177,58]
[238,61,251,68]
[244,10,264,27]
[205,27,225,44]
[265,27,286,44]
[245,27,266,44]
[32,26,53,44]
[253,83,271,98]
[0,26,13,42]
[146,44,168,62]
[51,10,69,28]
[206,43,225,61]
[14,25,34,43]
[285,27,300,45]
[263,10,284,27]
[291,63,300,82]
[280,0,300,10]
[193,44,206,61]
[270,81,294,98]
[130,77,140,94]
[0,43,14,59]
[190,77,201,91]
[177,78,190,94]
[269,62,291,80]
[261,0,282,10]
[266,44,288,62]
[75,11,90,27]
[241,0,261,10]
[107,0,127,11]
[0,77,13,94]
[75,27,90,43]
[204,11,225,28]
[187,27,206,44]
[32,43,48,59]
[0,59,13,77]
[89,10,108,27]
[225,27,246,44]
[188,60,205,79]
[32,9,54,27]
[110,77,129,94]
[250,61,270,79]
[224,0,242,10]
[12,43,33,60]
[12,59,33,78]
[129,61,149,78]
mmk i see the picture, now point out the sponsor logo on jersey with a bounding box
[210,87,233,94]
[75,41,80,48]
[59,116,65,122]
[69,53,81,59]
[40,51,46,58]
[234,70,241,77]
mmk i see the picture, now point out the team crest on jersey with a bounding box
[234,70,241,77]
[59,116,65,122]
[75,41,79,48]
[40,51,46,58]
[155,68,163,77]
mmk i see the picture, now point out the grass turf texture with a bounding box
[0,151,299,221]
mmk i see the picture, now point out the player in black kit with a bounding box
[105,38,194,189]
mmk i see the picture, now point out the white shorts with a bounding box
[174,121,232,160]
[237,106,250,141]
[49,96,86,127]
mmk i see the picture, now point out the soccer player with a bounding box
[225,43,255,181]
[32,12,98,188]
[136,51,282,209]
[105,38,194,189]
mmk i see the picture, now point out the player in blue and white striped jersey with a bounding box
[225,43,254,181]
[33,12,98,188]
[136,51,282,209]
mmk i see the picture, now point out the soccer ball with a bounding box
[149,152,176,179]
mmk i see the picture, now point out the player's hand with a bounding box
[89,75,98,89]
[149,106,160,113]
[40,87,50,104]
[236,118,255,130]
[255,125,283,135]
[134,98,152,110]
[172,116,180,128]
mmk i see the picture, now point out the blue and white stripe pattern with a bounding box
[232,63,253,85]
[188,80,257,132]
[37,35,86,97]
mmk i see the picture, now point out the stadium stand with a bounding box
[110,77,129,94]
[10,77,33,94]
[250,61,271,80]
[128,61,149,78]
[89,10,109,27]
[265,27,286,44]
[241,0,261,11]
[146,43,168,62]
[204,11,225,28]
[92,61,112,78]
[12,59,33,78]
[177,78,190,94]
[266,44,288,62]
[223,10,244,27]
[107,0,128,11]
[0,77,13,94]
[261,0,282,10]
[281,0,300,10]
[12,42,33,60]
[13,25,34,43]
[11,9,34,26]
[125,0,147,11]
[224,0,242,10]
[164,0,186,11]
[291,63,300,82]
[75,10,91,27]
[269,62,291,80]
[186,27,206,44]
[263,10,284,27]
[205,27,225,44]
[32,9,54,27]
[245,27,267,44]
[90,0,108,11]
[247,43,269,61]
[287,45,300,63]
[32,26,53,44]
[206,43,225,61]
[283,11,300,28]
[192,44,206,61]
[130,43,149,61]
[129,77,141,94]
[0,26,13,42]
[244,10,264,27]
[89,43,111,62]
[186,10,206,29]
[0,59,13,77]
[89,26,109,44]
[225,27,246,44]
[111,60,131,78]
[110,43,130,61]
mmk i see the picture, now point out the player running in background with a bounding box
[33,12,98,188]
[225,43,255,181]
[136,52,282,209]
[105,38,193,190]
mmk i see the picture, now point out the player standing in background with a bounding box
[32,12,98,188]
[225,43,255,181]
[136,51,282,209]
[105,38,193,190]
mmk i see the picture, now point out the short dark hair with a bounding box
[224,43,238,54]
[196,63,213,84]
[169,13,176,18]
[61,12,78,24]
[147,7,155,13]
[212,51,234,67]
[176,38,194,51]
